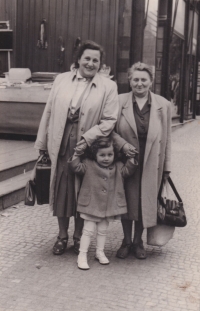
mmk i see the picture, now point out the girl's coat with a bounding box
[69,157,137,218]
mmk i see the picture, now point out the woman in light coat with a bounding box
[113,62,171,259]
[34,40,119,255]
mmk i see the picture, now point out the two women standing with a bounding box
[35,40,171,265]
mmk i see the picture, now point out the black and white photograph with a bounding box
[0,0,199,310]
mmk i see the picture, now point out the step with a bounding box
[0,139,38,181]
[0,171,32,210]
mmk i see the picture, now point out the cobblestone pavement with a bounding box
[0,119,200,311]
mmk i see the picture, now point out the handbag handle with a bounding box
[167,176,182,203]
[158,176,182,203]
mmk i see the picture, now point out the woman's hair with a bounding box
[74,40,105,69]
[128,62,154,82]
[88,136,115,160]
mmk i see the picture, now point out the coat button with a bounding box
[81,128,84,131]
[103,177,107,180]
[81,112,84,115]
[70,134,73,137]
[102,189,106,193]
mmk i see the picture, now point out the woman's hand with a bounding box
[39,149,48,156]
[122,143,138,158]
[163,171,170,182]
[74,139,88,156]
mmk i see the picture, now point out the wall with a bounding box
[15,0,119,75]
[117,0,132,93]
[0,0,17,73]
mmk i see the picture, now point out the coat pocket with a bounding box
[78,188,91,206]
[117,192,127,207]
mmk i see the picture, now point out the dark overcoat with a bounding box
[113,91,171,228]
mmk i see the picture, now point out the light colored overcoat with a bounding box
[34,71,119,210]
[113,91,171,228]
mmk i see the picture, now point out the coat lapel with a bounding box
[143,92,162,168]
[121,92,138,139]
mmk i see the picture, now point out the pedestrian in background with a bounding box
[113,62,171,259]
[34,40,119,256]
[69,136,138,270]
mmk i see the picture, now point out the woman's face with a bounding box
[78,49,101,78]
[130,70,152,98]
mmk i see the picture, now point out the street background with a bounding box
[0,119,200,311]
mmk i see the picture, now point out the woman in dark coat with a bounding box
[113,62,171,259]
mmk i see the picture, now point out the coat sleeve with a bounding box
[82,82,119,146]
[163,101,171,172]
[120,158,138,178]
[34,74,62,151]
[112,131,128,153]
[68,156,87,176]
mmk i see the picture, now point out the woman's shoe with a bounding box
[95,250,109,265]
[132,242,147,259]
[116,240,132,259]
[53,236,68,255]
[77,252,90,270]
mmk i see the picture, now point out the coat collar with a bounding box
[121,92,138,138]
[71,69,98,87]
[144,92,162,167]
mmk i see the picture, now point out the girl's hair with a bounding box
[88,136,115,160]
[128,62,154,82]
[74,40,105,69]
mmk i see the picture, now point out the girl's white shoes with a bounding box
[77,252,90,270]
[77,250,109,269]
[95,250,110,265]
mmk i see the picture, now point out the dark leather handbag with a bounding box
[24,180,36,206]
[157,176,187,227]
[35,153,51,205]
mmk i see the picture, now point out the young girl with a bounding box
[69,136,138,270]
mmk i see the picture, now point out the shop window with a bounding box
[155,26,164,95]
[169,34,183,117]
[185,10,198,118]
[172,0,185,37]
[143,0,159,90]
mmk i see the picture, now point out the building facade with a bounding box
[0,0,199,123]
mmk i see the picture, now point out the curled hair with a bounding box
[74,40,104,69]
[128,62,154,82]
[88,136,116,160]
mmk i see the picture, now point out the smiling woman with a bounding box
[78,50,101,79]
[34,40,119,256]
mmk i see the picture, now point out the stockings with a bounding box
[79,219,109,253]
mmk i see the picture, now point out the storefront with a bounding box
[0,0,200,134]
[131,0,200,123]
[155,0,199,123]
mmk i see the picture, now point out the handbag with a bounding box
[147,224,175,247]
[35,153,51,205]
[157,176,187,227]
[24,154,43,206]
[24,180,36,206]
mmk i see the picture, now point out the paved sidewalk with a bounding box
[0,119,200,311]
